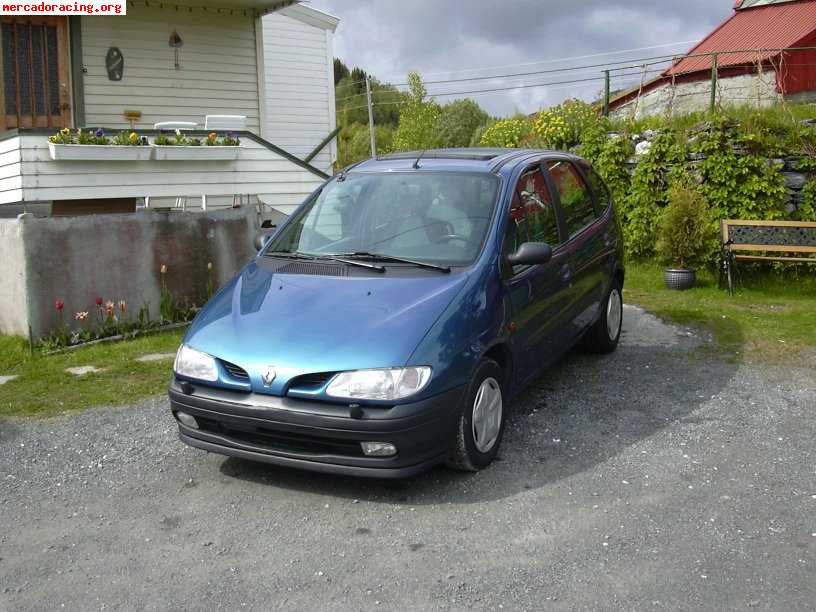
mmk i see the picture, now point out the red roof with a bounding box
[665,0,816,76]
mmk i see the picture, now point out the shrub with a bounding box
[532,99,600,150]
[656,185,716,270]
[621,132,686,259]
[478,118,531,148]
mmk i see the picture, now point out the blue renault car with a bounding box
[169,148,624,478]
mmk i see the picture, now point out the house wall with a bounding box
[80,5,261,132]
[0,136,24,205]
[6,207,258,339]
[610,71,781,120]
[261,6,337,184]
[0,218,29,337]
[1,133,325,206]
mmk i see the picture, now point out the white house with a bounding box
[0,0,338,218]
[0,1,340,339]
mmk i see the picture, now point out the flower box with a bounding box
[153,145,240,161]
[48,142,152,161]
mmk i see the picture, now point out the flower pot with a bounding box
[48,142,152,161]
[153,145,240,161]
[663,268,696,290]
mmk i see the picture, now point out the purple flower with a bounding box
[95,128,104,138]
[228,131,237,139]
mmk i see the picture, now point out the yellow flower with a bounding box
[129,132,139,144]
[60,127,70,136]
[207,132,217,141]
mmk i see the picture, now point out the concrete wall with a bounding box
[611,72,781,121]
[0,207,258,339]
[0,219,29,337]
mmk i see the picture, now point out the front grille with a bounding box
[277,262,347,277]
[196,417,363,457]
[221,360,250,381]
[288,371,336,391]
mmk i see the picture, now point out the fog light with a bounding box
[360,441,397,457]
[176,411,199,429]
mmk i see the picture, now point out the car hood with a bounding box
[185,258,469,395]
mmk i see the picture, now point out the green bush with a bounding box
[656,185,717,270]
[532,99,600,150]
[478,118,531,148]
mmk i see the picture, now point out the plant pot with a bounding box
[663,268,696,290]
[48,142,152,161]
[153,145,240,161]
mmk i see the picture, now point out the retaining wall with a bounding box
[0,207,258,339]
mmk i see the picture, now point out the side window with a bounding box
[579,162,610,211]
[546,160,596,237]
[503,166,560,275]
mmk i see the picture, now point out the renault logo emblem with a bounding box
[261,366,277,386]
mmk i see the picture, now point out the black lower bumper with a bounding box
[168,379,466,479]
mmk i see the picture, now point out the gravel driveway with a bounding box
[1,306,814,611]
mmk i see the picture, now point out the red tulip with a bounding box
[55,299,64,311]
[95,296,103,306]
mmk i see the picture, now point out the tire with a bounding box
[446,359,506,472]
[581,279,623,354]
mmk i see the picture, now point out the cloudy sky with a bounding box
[307,0,735,116]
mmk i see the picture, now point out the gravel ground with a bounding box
[1,306,814,611]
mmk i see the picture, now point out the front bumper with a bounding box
[168,378,465,478]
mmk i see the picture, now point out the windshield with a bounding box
[266,172,500,266]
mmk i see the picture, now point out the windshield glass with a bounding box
[266,172,500,266]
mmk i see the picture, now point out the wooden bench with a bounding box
[720,219,816,295]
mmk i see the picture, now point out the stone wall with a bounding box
[0,207,258,339]
[623,127,812,217]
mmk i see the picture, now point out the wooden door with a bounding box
[1,16,71,131]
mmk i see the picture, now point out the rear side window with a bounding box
[546,160,596,237]
[503,166,560,275]
[579,162,610,210]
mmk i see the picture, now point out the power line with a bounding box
[375,39,698,81]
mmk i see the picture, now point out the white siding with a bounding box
[0,134,324,207]
[262,8,336,175]
[80,5,260,132]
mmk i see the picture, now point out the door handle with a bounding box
[560,263,572,281]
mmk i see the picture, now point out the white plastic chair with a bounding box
[153,121,198,130]
[204,115,246,131]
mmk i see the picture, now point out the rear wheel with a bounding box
[581,280,623,354]
[446,359,506,472]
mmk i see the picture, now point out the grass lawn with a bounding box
[0,330,184,418]
[625,262,816,363]
[1,264,813,419]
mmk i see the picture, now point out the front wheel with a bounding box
[581,281,623,354]
[446,359,506,472]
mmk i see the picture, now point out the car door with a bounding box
[502,163,573,384]
[543,158,609,340]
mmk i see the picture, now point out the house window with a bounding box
[1,17,70,131]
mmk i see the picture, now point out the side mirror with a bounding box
[253,231,273,252]
[507,242,552,267]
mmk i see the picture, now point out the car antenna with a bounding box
[413,150,427,169]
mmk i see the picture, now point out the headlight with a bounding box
[326,367,432,401]
[174,344,218,382]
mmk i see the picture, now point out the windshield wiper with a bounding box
[319,255,386,273]
[264,250,317,260]
[335,252,451,273]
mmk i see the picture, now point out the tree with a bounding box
[436,99,491,148]
[333,59,349,86]
[393,72,442,151]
